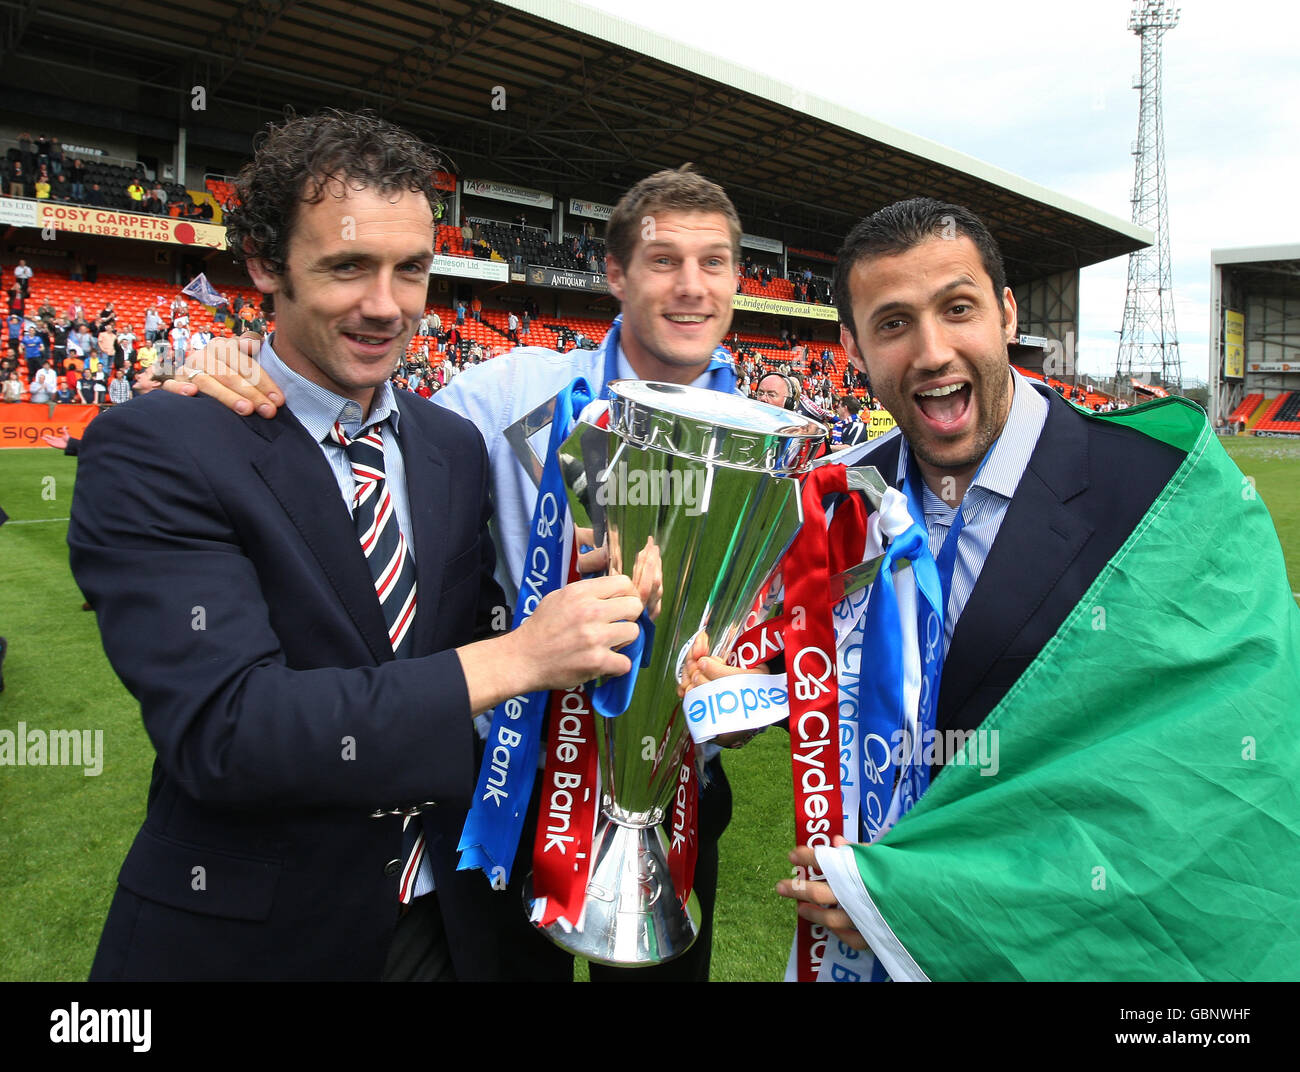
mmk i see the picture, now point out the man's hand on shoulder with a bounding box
[162,332,284,418]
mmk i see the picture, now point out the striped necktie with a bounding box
[329,420,418,658]
[329,419,428,902]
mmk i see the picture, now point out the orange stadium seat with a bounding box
[738,277,797,302]
[1253,392,1289,428]
[436,224,473,257]
[1228,392,1264,425]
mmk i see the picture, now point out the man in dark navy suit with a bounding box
[68,111,644,981]
[773,198,1184,943]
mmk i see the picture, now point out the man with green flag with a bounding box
[769,197,1300,981]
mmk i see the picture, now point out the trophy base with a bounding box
[524,817,701,967]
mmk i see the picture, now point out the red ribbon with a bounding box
[727,488,868,670]
[531,549,600,928]
[782,464,850,981]
[666,736,699,909]
[532,682,600,927]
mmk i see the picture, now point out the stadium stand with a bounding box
[4,267,267,401]
[1253,392,1290,428]
[738,274,795,301]
[1255,392,1300,435]
[204,176,238,206]
[437,224,469,256]
[4,117,1130,417]
[1016,366,1114,411]
[1228,392,1264,427]
[455,218,608,273]
[3,137,197,215]
[1245,394,1273,430]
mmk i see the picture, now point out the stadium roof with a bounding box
[1212,243,1300,299]
[3,0,1149,282]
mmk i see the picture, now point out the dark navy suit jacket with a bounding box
[69,388,512,980]
[854,385,1186,743]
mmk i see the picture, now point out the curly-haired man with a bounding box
[69,110,645,981]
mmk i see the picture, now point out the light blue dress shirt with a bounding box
[258,337,415,561]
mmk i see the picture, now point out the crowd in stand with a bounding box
[453,216,609,275]
[790,265,833,304]
[6,258,1124,430]
[737,256,833,304]
[3,132,211,217]
[3,259,268,405]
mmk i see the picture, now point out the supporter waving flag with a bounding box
[181,273,235,329]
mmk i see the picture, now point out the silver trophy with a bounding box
[515,380,824,965]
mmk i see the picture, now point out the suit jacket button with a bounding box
[384,858,401,876]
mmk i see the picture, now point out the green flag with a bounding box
[821,398,1300,981]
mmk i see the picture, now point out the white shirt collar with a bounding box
[258,335,402,443]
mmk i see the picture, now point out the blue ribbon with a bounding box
[838,461,984,982]
[458,375,593,882]
[590,613,655,717]
[854,498,945,839]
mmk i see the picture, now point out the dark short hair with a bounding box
[225,109,443,286]
[833,198,1008,338]
[605,164,741,269]
[837,393,860,416]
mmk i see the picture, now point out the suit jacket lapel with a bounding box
[249,409,394,664]
[936,393,1094,731]
[395,395,450,658]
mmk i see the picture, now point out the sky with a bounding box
[582,0,1300,384]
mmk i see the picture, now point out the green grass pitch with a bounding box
[2,436,1296,981]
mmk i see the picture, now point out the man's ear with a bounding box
[840,323,866,373]
[243,256,282,297]
[605,254,626,303]
[242,234,283,297]
[1001,286,1018,343]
